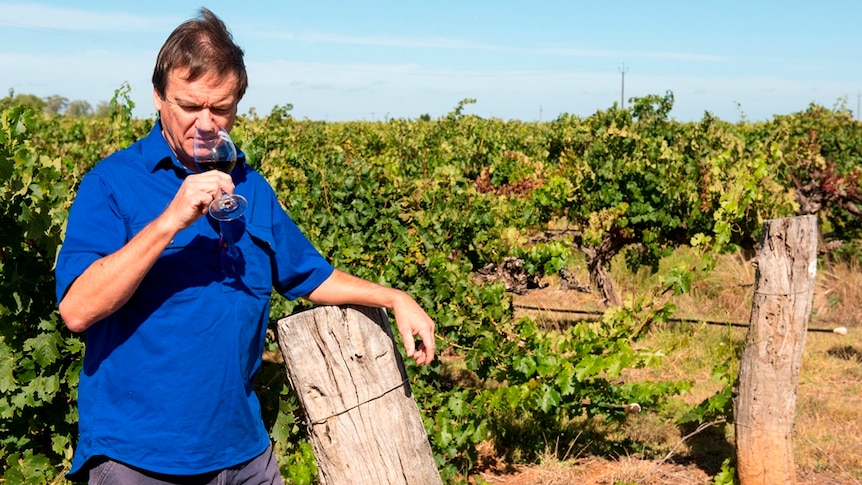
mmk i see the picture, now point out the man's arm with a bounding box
[59,171,232,332]
[305,269,436,365]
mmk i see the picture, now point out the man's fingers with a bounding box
[411,333,435,365]
[402,336,416,358]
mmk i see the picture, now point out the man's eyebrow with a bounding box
[167,97,234,112]
[165,96,199,108]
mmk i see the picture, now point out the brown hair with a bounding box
[152,8,248,101]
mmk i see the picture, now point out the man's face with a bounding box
[153,68,240,170]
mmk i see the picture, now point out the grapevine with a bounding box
[2,90,861,483]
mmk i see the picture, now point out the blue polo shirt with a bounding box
[55,121,334,477]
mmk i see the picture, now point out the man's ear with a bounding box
[152,87,163,114]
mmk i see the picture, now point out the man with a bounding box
[54,8,435,484]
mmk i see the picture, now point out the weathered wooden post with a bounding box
[276,305,443,485]
[734,215,818,485]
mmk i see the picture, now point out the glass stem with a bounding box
[219,220,238,260]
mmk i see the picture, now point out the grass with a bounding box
[499,249,862,485]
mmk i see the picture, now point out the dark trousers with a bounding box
[86,444,284,485]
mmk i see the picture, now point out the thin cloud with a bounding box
[252,32,727,62]
[251,30,727,63]
[0,2,177,32]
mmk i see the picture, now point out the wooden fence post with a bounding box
[276,305,443,485]
[734,215,818,485]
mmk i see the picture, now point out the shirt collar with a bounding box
[141,119,181,173]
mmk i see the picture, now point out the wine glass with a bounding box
[193,126,248,221]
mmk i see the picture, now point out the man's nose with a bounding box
[196,110,216,132]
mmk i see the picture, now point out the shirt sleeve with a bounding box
[256,180,333,300]
[55,172,128,303]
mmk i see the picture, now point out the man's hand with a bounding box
[164,171,235,230]
[390,293,436,365]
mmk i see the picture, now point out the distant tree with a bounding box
[43,95,69,115]
[95,100,112,117]
[0,89,46,111]
[66,100,93,117]
[17,94,46,110]
[419,113,431,122]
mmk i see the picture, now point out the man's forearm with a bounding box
[306,269,437,364]
[305,269,405,309]
[59,216,177,332]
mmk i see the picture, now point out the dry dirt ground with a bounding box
[478,457,857,485]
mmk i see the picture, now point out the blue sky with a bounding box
[2,1,861,122]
